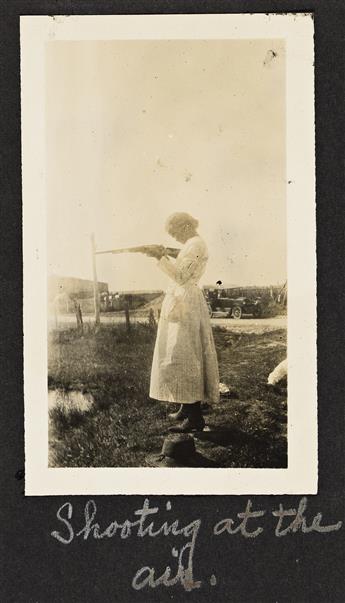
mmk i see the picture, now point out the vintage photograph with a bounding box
[46,37,287,469]
[22,15,316,494]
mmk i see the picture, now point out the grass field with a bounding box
[48,321,287,468]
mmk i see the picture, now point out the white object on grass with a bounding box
[219,382,230,394]
[267,358,288,385]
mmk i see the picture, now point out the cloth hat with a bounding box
[145,433,216,468]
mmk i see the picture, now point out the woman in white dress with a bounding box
[145,213,219,432]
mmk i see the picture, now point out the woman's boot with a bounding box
[168,404,188,421]
[169,402,205,433]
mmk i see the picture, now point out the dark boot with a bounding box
[168,402,205,433]
[168,404,188,421]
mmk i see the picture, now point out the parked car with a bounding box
[207,295,263,319]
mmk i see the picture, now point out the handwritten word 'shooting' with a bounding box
[51,497,342,592]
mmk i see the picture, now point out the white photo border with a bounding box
[21,13,316,495]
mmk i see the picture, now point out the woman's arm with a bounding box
[143,245,180,259]
[157,240,206,285]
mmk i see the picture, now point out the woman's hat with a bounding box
[145,433,216,468]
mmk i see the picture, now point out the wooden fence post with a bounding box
[91,233,100,326]
[148,308,156,329]
[124,299,131,332]
[74,300,83,333]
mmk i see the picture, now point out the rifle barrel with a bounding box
[95,245,180,256]
[95,247,140,255]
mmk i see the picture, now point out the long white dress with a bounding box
[149,235,219,404]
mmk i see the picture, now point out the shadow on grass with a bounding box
[196,424,261,447]
[194,422,287,469]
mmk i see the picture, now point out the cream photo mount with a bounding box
[21,13,316,495]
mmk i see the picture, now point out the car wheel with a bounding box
[232,306,242,319]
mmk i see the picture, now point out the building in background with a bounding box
[48,275,109,314]
[48,276,163,314]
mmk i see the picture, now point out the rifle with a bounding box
[95,245,180,257]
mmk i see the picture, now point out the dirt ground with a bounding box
[211,315,286,332]
[48,319,287,469]
[50,311,286,332]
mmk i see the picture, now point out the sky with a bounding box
[46,39,286,292]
